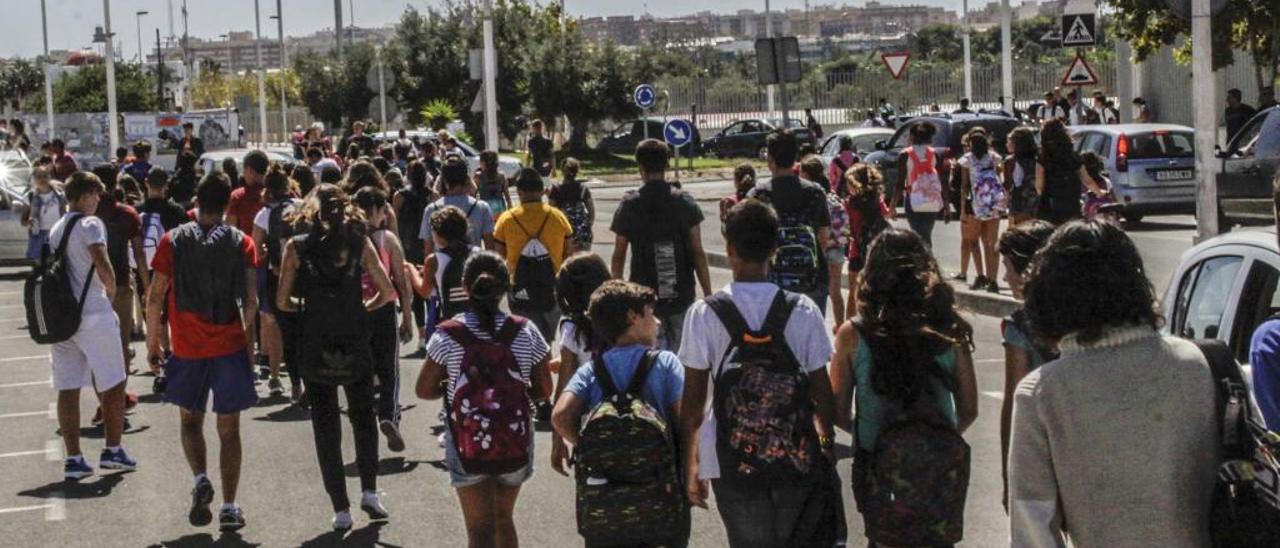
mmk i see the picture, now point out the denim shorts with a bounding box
[442,429,533,488]
[163,349,258,414]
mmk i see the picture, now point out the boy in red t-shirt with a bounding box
[145,171,259,532]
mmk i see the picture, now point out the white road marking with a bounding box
[982,390,1004,400]
[46,440,61,461]
[0,379,49,389]
[0,410,48,419]
[47,497,65,521]
[0,504,53,515]
[0,449,51,459]
[0,334,37,340]
[975,358,1004,364]
[0,354,47,363]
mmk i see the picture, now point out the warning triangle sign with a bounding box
[1065,17,1093,44]
[881,52,911,80]
[1061,54,1099,86]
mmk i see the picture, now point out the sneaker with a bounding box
[534,400,552,423]
[969,276,990,291]
[153,375,167,395]
[189,476,215,526]
[380,420,405,453]
[219,505,246,532]
[986,280,1000,294]
[949,272,967,282]
[99,448,137,471]
[332,510,354,531]
[64,457,94,481]
[267,377,284,397]
[360,492,389,520]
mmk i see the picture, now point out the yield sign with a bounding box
[1061,54,1099,86]
[881,52,911,80]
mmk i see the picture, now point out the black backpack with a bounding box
[706,290,819,485]
[398,188,430,264]
[438,244,473,320]
[265,200,295,270]
[294,233,372,386]
[25,214,94,344]
[574,350,685,546]
[1195,339,1280,548]
[508,213,556,312]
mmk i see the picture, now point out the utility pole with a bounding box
[41,0,54,141]
[167,0,175,46]
[482,0,499,150]
[333,0,344,60]
[181,0,190,109]
[274,0,288,141]
[765,0,775,117]
[135,10,149,63]
[104,0,120,153]
[376,46,387,134]
[156,29,164,109]
[1191,0,1218,239]
[962,0,972,103]
[254,0,268,145]
[1000,0,1013,115]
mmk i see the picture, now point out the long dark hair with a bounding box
[290,183,366,261]
[855,228,974,404]
[462,251,510,337]
[555,253,612,351]
[1007,126,1038,162]
[1038,118,1079,172]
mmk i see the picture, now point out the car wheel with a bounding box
[757,144,768,161]
[1122,212,1144,224]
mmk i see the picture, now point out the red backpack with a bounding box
[439,316,534,475]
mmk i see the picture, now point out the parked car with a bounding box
[198,148,297,178]
[1070,124,1197,223]
[1218,106,1280,228]
[702,118,814,159]
[1162,227,1280,384]
[371,130,523,180]
[596,118,701,158]
[818,127,895,171]
[0,150,33,265]
[861,113,1021,201]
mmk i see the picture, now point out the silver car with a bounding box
[371,130,522,180]
[1071,124,1197,223]
[198,148,297,177]
[818,127,896,171]
[0,150,33,264]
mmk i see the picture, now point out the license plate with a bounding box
[1154,169,1193,181]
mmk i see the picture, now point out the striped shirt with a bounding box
[425,312,550,402]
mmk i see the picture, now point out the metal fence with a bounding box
[660,60,1118,131]
[238,106,315,146]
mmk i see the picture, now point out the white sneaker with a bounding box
[332,510,353,531]
[360,492,389,520]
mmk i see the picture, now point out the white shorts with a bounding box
[51,312,126,392]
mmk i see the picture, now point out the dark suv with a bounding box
[596,118,701,157]
[1218,106,1280,228]
[861,114,1022,200]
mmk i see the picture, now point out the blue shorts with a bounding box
[163,350,258,414]
[26,231,48,260]
[443,429,533,488]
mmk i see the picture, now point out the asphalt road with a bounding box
[0,181,1198,547]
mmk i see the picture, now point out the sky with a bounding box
[0,0,965,59]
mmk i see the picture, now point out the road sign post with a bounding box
[635,84,656,141]
[664,119,693,184]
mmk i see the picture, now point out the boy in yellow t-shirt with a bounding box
[493,167,574,343]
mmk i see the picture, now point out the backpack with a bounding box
[755,181,823,294]
[294,233,372,386]
[265,200,295,270]
[826,193,851,260]
[706,290,819,485]
[140,211,165,269]
[574,350,685,546]
[439,316,533,475]
[438,244,474,320]
[906,147,945,214]
[1195,340,1280,548]
[25,214,94,344]
[397,188,430,264]
[1038,164,1084,224]
[854,330,971,547]
[558,184,592,249]
[969,153,1007,219]
[508,213,557,312]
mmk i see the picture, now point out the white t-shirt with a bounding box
[677,282,834,480]
[32,190,63,233]
[47,213,113,317]
[559,319,594,365]
[309,158,340,178]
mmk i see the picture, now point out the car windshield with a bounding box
[1128,131,1195,159]
[890,121,950,149]
[769,119,805,129]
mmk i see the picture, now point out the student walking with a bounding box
[416,251,553,548]
[548,158,595,254]
[801,154,850,326]
[394,160,436,338]
[476,150,513,217]
[841,164,891,321]
[551,280,690,548]
[91,164,148,378]
[494,168,573,344]
[677,199,838,548]
[138,167,188,378]
[145,171,258,531]
[1035,119,1104,225]
[353,187,415,452]
[611,140,713,352]
[548,252,612,476]
[275,184,396,531]
[250,165,299,399]
[829,228,979,547]
[1009,220,1218,547]
[958,129,1006,293]
[405,206,478,334]
[826,135,859,195]
[43,171,137,481]
[890,122,948,248]
[21,166,66,261]
[1003,127,1040,226]
[421,156,496,257]
[718,163,756,223]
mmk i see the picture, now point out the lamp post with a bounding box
[100,1,120,153]
[40,0,54,140]
[135,10,149,63]
[271,2,288,143]
[254,0,268,145]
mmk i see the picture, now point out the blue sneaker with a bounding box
[99,448,137,471]
[64,457,94,481]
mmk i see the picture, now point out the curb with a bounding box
[703,251,1020,319]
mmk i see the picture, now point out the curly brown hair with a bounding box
[588,280,657,344]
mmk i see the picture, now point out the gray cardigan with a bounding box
[1008,326,1219,548]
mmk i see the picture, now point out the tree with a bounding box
[28,61,157,113]
[293,42,377,131]
[0,59,45,106]
[191,58,230,109]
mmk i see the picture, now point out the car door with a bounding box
[1219,110,1280,225]
[1227,252,1280,373]
[1170,253,1247,341]
[716,122,744,157]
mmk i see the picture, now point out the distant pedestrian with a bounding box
[404,205,479,338]
[226,150,268,236]
[1259,86,1277,111]
[145,171,257,531]
[21,166,66,261]
[421,156,495,256]
[611,139,712,351]
[138,167,188,367]
[801,154,850,326]
[951,128,986,287]
[1092,91,1118,124]
[416,250,553,548]
[860,109,884,128]
[1035,119,1105,225]
[250,165,301,400]
[1003,127,1040,226]
[841,163,891,316]
[170,151,199,207]
[547,252,612,476]
[394,159,436,338]
[476,150,512,217]
[957,128,1006,293]
[805,108,824,140]
[1225,88,1258,143]
[178,121,205,160]
[719,163,756,223]
[92,164,147,377]
[1010,220,1217,547]
[1066,89,1089,126]
[120,140,154,185]
[827,135,859,195]
[953,98,974,114]
[528,119,556,178]
[1132,97,1152,123]
[494,168,573,345]
[547,157,595,254]
[829,228,978,548]
[49,139,78,181]
[890,122,948,247]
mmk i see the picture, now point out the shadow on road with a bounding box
[252,405,311,423]
[343,456,423,477]
[79,424,152,439]
[18,471,129,500]
[148,531,262,547]
[300,522,393,548]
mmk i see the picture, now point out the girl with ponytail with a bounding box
[416,250,552,547]
[547,252,612,475]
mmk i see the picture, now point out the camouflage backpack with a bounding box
[574,350,685,546]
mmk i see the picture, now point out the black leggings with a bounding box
[307,377,379,512]
[410,292,426,331]
[369,305,401,425]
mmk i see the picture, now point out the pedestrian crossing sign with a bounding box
[1061,54,1099,87]
[1061,13,1096,46]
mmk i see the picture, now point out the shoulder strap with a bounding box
[534,210,551,239]
[591,352,621,399]
[55,213,83,258]
[1194,339,1248,457]
[466,199,478,217]
[624,350,659,398]
[438,319,476,347]
[761,290,799,341]
[705,292,751,340]
[497,315,525,345]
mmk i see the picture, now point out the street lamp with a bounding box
[271,2,288,141]
[135,10,149,63]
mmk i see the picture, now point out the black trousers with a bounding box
[369,305,401,425]
[307,376,379,512]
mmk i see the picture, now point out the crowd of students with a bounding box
[21,114,1278,548]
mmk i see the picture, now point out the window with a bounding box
[1128,132,1195,159]
[1080,133,1105,155]
[1253,112,1280,159]
[1174,255,1243,340]
[612,124,632,139]
[854,135,884,154]
[722,123,744,137]
[822,137,840,156]
[1232,260,1280,363]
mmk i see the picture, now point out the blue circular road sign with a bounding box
[663,119,694,148]
[634,84,657,109]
